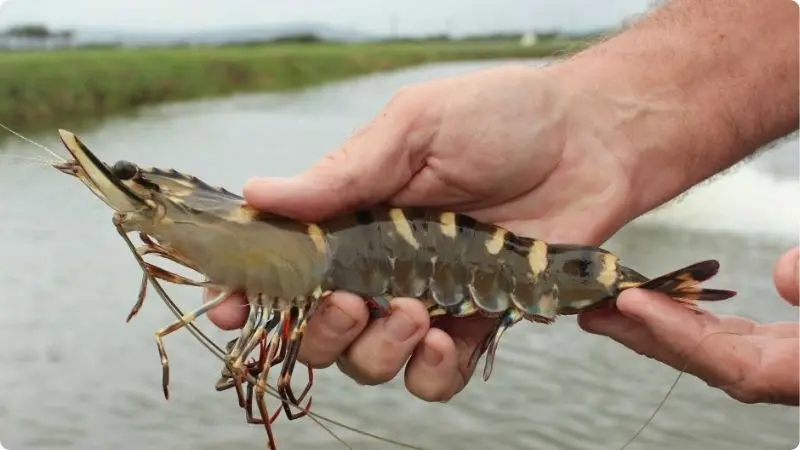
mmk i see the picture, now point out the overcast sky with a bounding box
[0,0,656,36]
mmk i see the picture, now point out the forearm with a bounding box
[548,0,798,218]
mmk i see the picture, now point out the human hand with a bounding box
[578,247,799,405]
[206,64,646,402]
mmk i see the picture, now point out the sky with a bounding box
[0,0,657,37]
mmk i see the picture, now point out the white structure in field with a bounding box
[520,31,538,47]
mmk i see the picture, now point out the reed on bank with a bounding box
[0,38,591,129]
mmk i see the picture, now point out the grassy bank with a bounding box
[0,38,591,129]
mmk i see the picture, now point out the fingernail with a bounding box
[418,345,443,367]
[321,304,357,334]
[384,310,417,342]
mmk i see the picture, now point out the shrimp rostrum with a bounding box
[51,129,737,442]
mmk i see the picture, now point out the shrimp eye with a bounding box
[112,160,138,180]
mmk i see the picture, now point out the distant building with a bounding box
[0,28,75,51]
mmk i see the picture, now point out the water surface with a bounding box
[0,60,797,450]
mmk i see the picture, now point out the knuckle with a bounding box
[365,362,401,384]
[712,363,767,404]
[306,358,336,370]
[338,348,403,386]
[296,335,342,370]
[409,383,452,403]
[388,85,416,106]
[726,387,760,404]
[298,348,347,371]
[335,358,375,385]
[406,363,464,403]
[299,351,337,370]
[384,83,429,118]
[722,380,763,404]
[352,361,401,386]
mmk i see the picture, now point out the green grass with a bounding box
[0,39,591,129]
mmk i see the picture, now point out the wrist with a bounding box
[545,51,713,220]
[542,0,799,220]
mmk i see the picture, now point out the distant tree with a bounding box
[0,23,76,50]
[270,33,325,44]
[4,24,52,38]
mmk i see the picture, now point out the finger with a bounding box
[774,246,799,306]
[205,290,249,330]
[754,321,798,338]
[577,306,655,354]
[579,293,706,363]
[402,328,462,402]
[336,297,430,385]
[614,289,760,389]
[297,292,370,368]
[404,314,497,402]
[242,96,433,222]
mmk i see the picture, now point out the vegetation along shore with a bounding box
[0,31,597,130]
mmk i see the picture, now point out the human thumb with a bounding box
[243,110,427,222]
[576,289,710,371]
[614,288,710,344]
